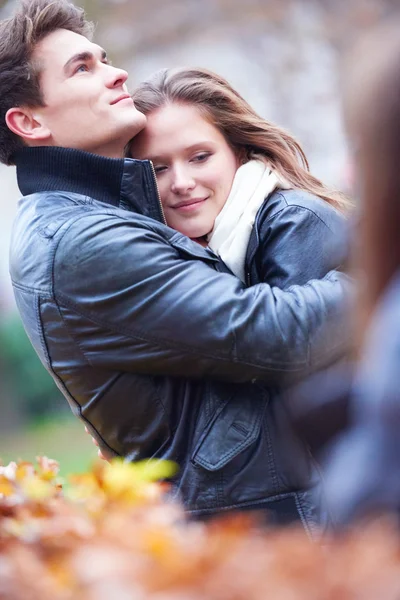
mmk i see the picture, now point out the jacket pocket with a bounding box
[191,384,267,471]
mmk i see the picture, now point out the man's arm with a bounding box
[54,214,350,384]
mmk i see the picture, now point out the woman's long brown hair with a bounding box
[131,67,350,213]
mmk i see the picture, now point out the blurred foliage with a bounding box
[0,416,97,479]
[2,456,400,599]
[0,315,66,421]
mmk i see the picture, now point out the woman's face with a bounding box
[129,102,239,239]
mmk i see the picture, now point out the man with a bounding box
[3,0,348,524]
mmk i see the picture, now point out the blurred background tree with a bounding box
[0,0,398,474]
[0,316,65,422]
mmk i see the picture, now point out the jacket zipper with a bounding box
[149,161,167,225]
[246,271,251,287]
[245,206,262,287]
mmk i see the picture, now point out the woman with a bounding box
[129,68,349,290]
[93,67,351,535]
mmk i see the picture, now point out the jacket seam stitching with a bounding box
[186,491,301,514]
[11,280,51,296]
[263,409,279,494]
[262,193,334,232]
[294,492,313,541]
[35,295,51,367]
[217,470,224,507]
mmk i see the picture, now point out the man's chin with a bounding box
[129,111,147,136]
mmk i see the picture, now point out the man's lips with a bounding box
[110,94,133,105]
[171,198,208,211]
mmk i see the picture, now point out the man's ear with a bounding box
[5,107,51,142]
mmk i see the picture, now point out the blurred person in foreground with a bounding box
[294,21,400,525]
[3,0,349,531]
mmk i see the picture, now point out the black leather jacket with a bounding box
[10,147,349,534]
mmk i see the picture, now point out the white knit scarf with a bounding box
[207,159,291,282]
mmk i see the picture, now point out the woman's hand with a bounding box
[84,426,108,461]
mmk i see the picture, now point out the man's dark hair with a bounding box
[0,0,94,166]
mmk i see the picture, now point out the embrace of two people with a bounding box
[2,0,352,535]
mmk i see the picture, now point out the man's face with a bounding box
[31,29,146,157]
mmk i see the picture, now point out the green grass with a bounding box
[0,413,98,479]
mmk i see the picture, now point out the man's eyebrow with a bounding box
[63,49,108,73]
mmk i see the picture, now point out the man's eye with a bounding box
[75,64,89,74]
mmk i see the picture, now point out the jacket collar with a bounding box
[14,146,165,223]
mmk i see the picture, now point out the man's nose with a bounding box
[106,65,129,89]
[171,166,195,194]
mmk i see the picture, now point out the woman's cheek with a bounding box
[157,180,169,208]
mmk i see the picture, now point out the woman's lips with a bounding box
[172,198,207,212]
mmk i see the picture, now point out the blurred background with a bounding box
[0,0,397,477]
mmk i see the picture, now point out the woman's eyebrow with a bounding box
[146,141,215,162]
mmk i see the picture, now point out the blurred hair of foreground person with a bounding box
[310,21,400,524]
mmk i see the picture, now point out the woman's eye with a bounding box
[154,165,167,174]
[192,152,211,163]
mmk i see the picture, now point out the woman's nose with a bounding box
[171,167,195,194]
